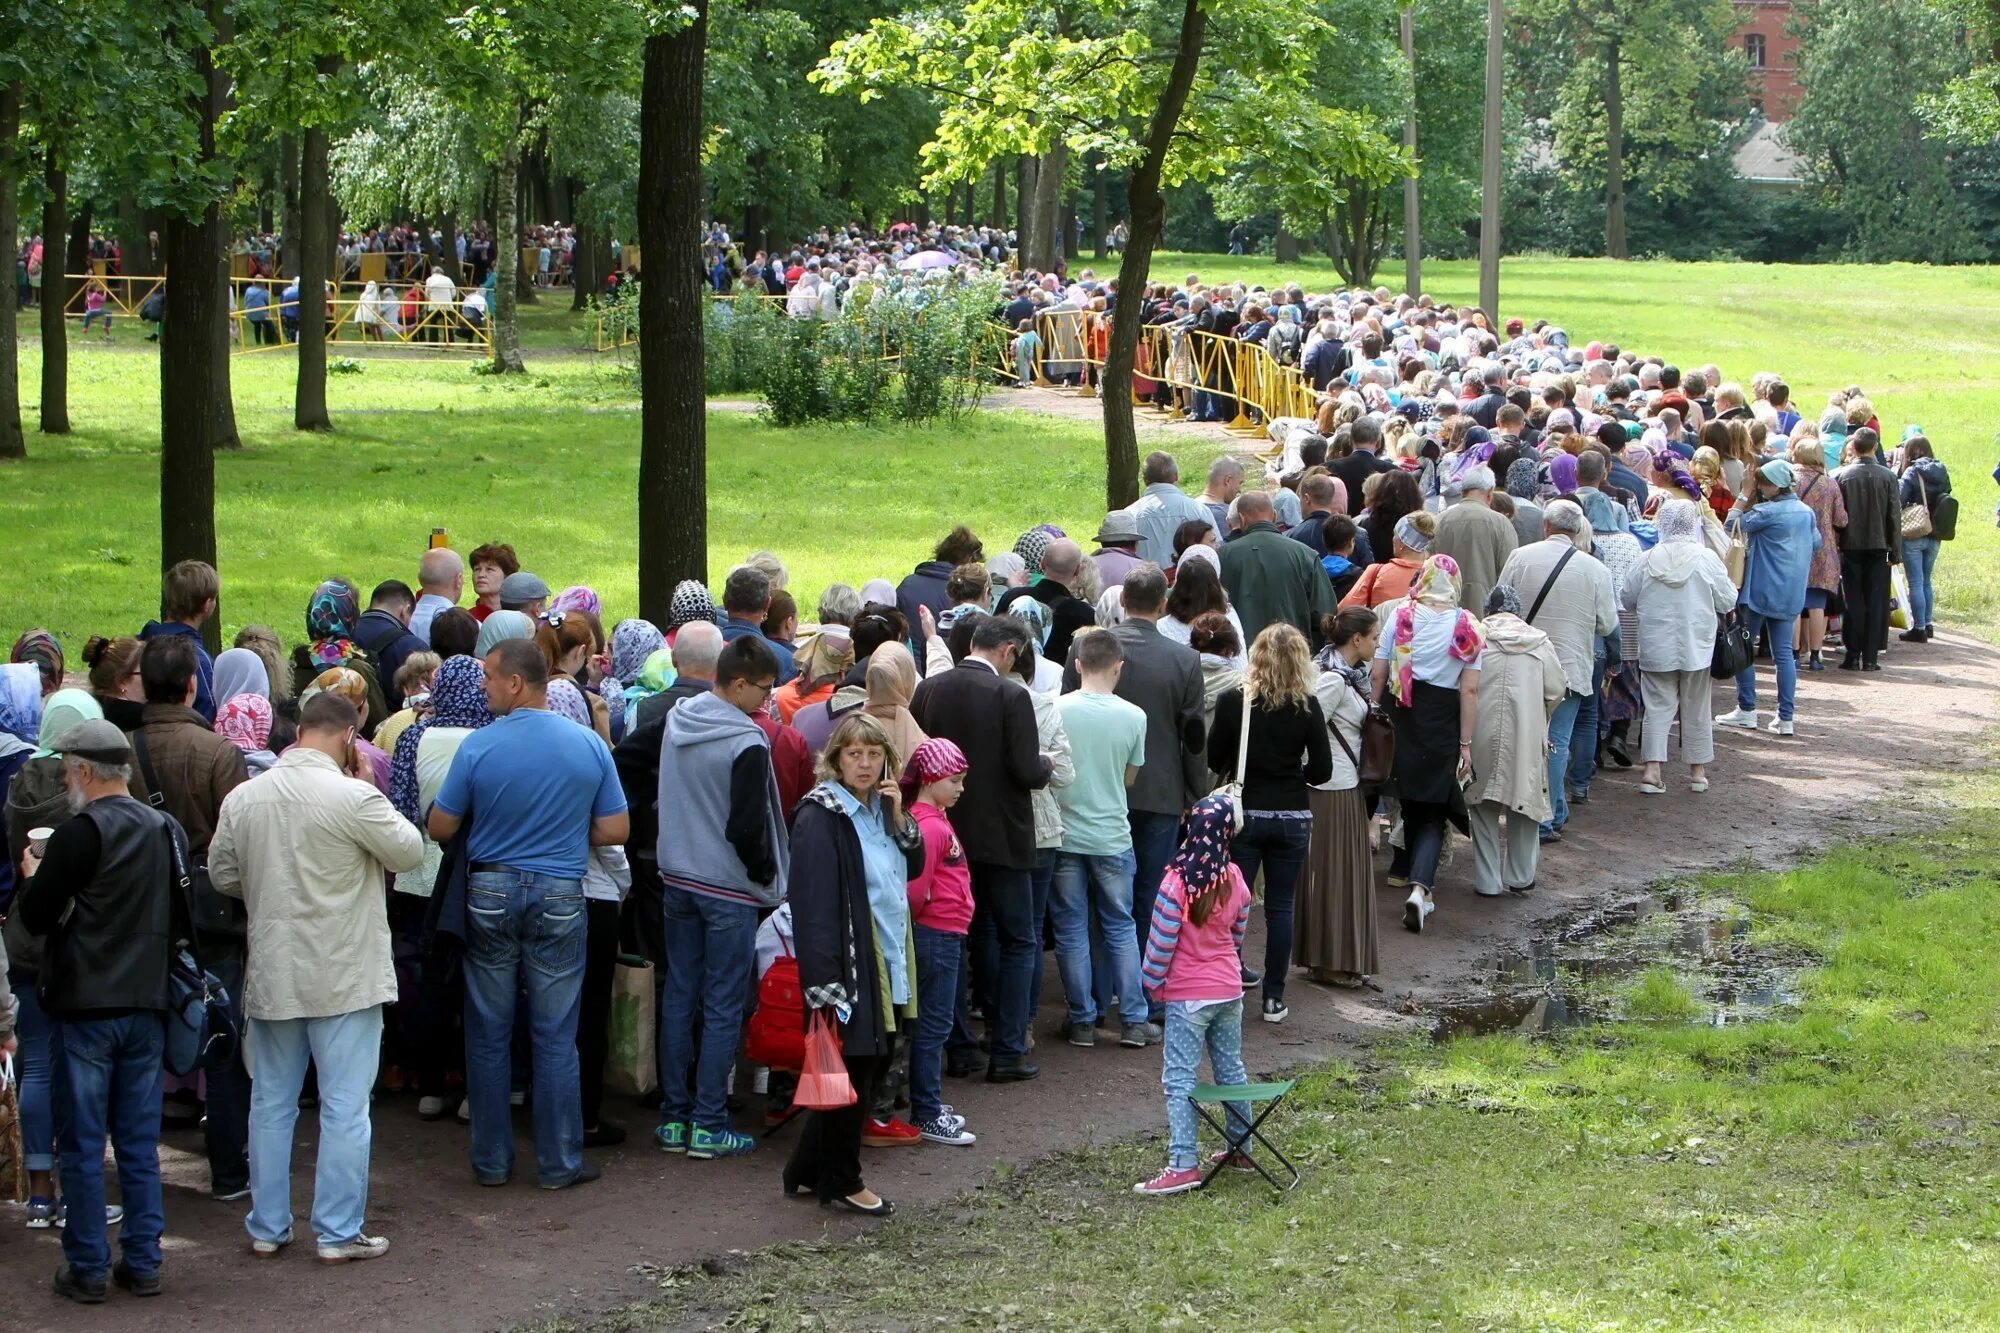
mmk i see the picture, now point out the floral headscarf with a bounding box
[638,647,676,693]
[550,586,602,620]
[610,619,665,686]
[306,578,362,668]
[669,580,716,631]
[34,688,102,759]
[0,663,43,755]
[1013,528,1053,574]
[545,677,594,728]
[389,656,493,823]
[217,694,273,753]
[11,630,63,695]
[1168,794,1239,902]
[1095,588,1126,629]
[1386,555,1483,706]
[1505,457,1540,500]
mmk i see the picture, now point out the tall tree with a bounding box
[637,0,710,626]
[38,140,69,434]
[0,80,20,461]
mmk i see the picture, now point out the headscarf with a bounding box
[1655,498,1704,545]
[1168,794,1238,901]
[1013,528,1053,574]
[1484,584,1523,618]
[11,630,63,695]
[390,656,493,823]
[796,628,855,685]
[1393,512,1432,556]
[1622,442,1655,477]
[609,619,665,686]
[545,677,594,728]
[212,647,271,705]
[305,667,368,709]
[34,688,102,759]
[860,578,897,609]
[1386,555,1483,706]
[986,552,1026,595]
[1008,595,1053,648]
[474,610,535,657]
[1549,453,1579,495]
[305,578,363,669]
[864,643,926,764]
[216,694,273,753]
[638,647,676,693]
[1758,458,1795,490]
[1096,587,1126,629]
[669,580,717,631]
[1176,542,1222,578]
[1505,457,1540,500]
[550,586,602,620]
[899,736,969,802]
[0,662,44,754]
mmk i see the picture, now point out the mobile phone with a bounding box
[430,526,449,549]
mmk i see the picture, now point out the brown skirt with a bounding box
[1294,784,1377,978]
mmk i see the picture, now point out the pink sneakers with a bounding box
[1133,1165,1205,1196]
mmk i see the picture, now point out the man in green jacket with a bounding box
[1219,491,1339,649]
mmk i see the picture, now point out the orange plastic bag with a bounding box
[793,1009,856,1111]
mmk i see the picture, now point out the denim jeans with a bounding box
[1128,811,1180,1021]
[1027,847,1056,1021]
[463,869,588,1186]
[10,969,53,1173]
[51,1013,167,1280]
[909,925,963,1126]
[1229,815,1312,1004]
[1050,849,1146,1027]
[1161,1000,1250,1171]
[1735,610,1800,721]
[1904,536,1939,630]
[1543,692,1584,833]
[657,884,758,1133]
[197,931,251,1195]
[1568,646,1606,799]
[246,1006,383,1247]
[964,862,1035,1066]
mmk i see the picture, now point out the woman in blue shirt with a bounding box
[1896,435,1951,643]
[1717,459,1820,736]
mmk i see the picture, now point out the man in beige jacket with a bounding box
[208,692,424,1266]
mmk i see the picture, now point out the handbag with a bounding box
[133,732,245,939]
[793,1008,856,1111]
[1901,470,1933,540]
[0,1054,24,1204]
[161,821,238,1077]
[743,934,806,1073]
[601,955,658,1097]
[1213,689,1255,833]
[1709,610,1755,680]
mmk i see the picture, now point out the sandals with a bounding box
[1639,781,1666,795]
[1689,779,1710,793]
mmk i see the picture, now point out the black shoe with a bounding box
[53,1267,107,1304]
[985,1061,1040,1084]
[112,1263,162,1297]
[1063,1020,1098,1048]
[1239,965,1262,986]
[541,1161,601,1190]
[1862,660,1882,672]
[583,1121,628,1148]
[1605,736,1632,768]
[1837,657,1861,671]
[826,1192,895,1217]
[945,1055,986,1079]
[1897,628,1928,643]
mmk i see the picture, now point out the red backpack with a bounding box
[743,935,805,1072]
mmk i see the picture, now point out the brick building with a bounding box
[1735,0,1801,119]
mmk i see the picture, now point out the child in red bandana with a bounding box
[902,738,975,1146]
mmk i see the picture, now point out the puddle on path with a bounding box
[1429,892,1806,1040]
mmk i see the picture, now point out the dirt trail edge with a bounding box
[12,633,1993,1333]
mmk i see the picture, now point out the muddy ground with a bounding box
[7,629,1993,1333]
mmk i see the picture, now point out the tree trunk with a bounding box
[1401,2,1422,296]
[440,210,463,284]
[296,92,335,432]
[1604,37,1628,260]
[570,206,595,311]
[0,82,23,461]
[991,158,1006,228]
[1025,143,1065,270]
[490,133,526,372]
[115,195,151,309]
[514,164,538,305]
[280,132,302,280]
[1478,0,1503,320]
[1274,225,1301,264]
[637,0,711,627]
[40,143,70,435]
[1017,154,1038,261]
[1102,0,1208,512]
[162,7,234,653]
[551,174,574,227]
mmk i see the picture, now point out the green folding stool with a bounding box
[1189,1079,1302,1191]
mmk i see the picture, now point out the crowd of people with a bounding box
[0,273,1967,1299]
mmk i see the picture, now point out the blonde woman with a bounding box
[234,624,291,700]
[1205,622,1334,1023]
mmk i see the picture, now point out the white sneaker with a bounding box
[251,1231,293,1258]
[317,1235,390,1265]
[1402,886,1434,933]
[456,1098,471,1124]
[417,1095,447,1119]
[1714,708,1759,730]
[1765,718,1795,736]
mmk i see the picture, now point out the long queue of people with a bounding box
[0,291,1963,1298]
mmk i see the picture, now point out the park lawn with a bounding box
[0,340,1219,649]
[1153,253,2000,633]
[567,765,2000,1332]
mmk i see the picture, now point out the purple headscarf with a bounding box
[1549,453,1580,495]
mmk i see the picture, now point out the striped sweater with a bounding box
[1141,865,1253,1004]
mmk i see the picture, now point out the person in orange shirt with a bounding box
[1339,512,1436,610]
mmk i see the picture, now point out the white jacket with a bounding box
[1620,543,1738,673]
[1027,683,1075,850]
[209,747,424,1021]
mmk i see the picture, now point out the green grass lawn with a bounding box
[570,765,2000,1331]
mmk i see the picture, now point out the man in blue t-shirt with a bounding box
[716,565,797,684]
[429,639,628,1191]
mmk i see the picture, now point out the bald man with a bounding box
[412,547,465,647]
[995,537,1096,664]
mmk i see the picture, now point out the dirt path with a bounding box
[10,632,1994,1333]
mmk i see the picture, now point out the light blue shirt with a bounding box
[829,783,911,1005]
[1129,481,1220,566]
[1736,495,1820,620]
[410,592,456,647]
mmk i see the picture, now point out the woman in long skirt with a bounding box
[1299,608,1382,986]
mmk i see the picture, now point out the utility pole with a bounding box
[1478,0,1503,321]
[1400,3,1421,298]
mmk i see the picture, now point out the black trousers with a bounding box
[784,1052,887,1202]
[577,899,623,1130]
[1840,549,1891,661]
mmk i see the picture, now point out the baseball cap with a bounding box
[56,718,133,764]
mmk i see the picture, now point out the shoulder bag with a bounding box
[1901,470,1933,540]
[132,732,245,938]
[1214,689,1254,833]
[161,820,238,1077]
[1327,679,1395,789]
[1709,610,1755,680]
[1524,546,1579,626]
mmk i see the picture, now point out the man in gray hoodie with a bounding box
[653,636,789,1161]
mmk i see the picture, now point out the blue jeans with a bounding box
[1568,647,1606,799]
[1161,1000,1250,1170]
[1904,536,1939,630]
[1735,610,1800,721]
[246,1006,383,1247]
[1543,692,1584,834]
[10,970,52,1173]
[909,925,963,1126]
[1050,849,1146,1027]
[51,1013,167,1280]
[1229,815,1312,1003]
[657,884,758,1133]
[1128,811,1180,1021]
[463,869,587,1186]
